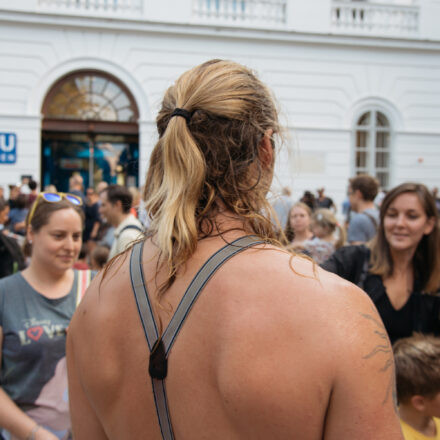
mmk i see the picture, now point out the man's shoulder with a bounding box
[217,248,381,433]
[218,245,367,323]
[363,208,380,220]
[350,211,370,226]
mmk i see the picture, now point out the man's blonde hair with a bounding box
[144,59,281,298]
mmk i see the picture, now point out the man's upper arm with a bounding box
[323,285,403,440]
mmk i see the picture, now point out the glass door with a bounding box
[41,132,139,192]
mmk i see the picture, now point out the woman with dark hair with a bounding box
[323,182,440,344]
[0,193,91,439]
[67,60,402,439]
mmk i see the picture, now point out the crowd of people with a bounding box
[281,176,440,346]
[0,177,147,274]
[0,59,439,439]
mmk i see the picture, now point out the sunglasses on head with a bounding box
[28,192,83,225]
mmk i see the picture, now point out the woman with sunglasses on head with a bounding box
[0,192,90,440]
[322,182,440,344]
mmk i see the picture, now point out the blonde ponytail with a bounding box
[312,209,345,249]
[147,115,206,277]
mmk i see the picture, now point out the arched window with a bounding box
[354,110,391,188]
[44,71,137,122]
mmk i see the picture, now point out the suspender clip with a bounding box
[149,338,168,380]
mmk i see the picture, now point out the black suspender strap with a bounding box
[129,235,265,440]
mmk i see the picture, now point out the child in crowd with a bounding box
[90,245,110,271]
[301,208,345,264]
[394,334,440,440]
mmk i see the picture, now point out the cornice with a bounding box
[1,9,440,52]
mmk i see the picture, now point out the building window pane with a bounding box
[376,111,389,127]
[357,112,371,126]
[376,171,389,189]
[376,132,390,149]
[356,150,368,168]
[375,151,389,168]
[356,131,368,148]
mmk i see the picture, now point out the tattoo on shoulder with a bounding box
[360,309,398,414]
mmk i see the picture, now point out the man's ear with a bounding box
[354,189,363,200]
[259,129,274,169]
[115,200,123,212]
[410,395,427,412]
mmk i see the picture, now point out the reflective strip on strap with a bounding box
[152,379,174,440]
[130,241,159,350]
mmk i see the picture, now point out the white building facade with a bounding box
[0,0,439,206]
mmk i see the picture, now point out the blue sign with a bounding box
[0,133,17,164]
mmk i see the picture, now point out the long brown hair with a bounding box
[143,59,281,298]
[369,182,440,293]
[284,202,311,243]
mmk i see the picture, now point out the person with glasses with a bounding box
[0,192,91,440]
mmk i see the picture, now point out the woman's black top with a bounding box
[322,245,440,344]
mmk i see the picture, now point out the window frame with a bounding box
[351,106,394,190]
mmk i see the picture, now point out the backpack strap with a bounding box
[129,235,265,440]
[120,224,144,235]
[362,211,378,230]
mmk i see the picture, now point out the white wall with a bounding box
[0,15,439,208]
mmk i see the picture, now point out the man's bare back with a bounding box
[67,231,403,439]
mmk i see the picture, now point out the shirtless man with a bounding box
[67,60,403,440]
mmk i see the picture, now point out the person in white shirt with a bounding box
[98,185,143,260]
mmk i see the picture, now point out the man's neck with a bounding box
[356,200,376,213]
[399,404,437,437]
[114,212,131,228]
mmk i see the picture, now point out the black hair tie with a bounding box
[170,108,192,124]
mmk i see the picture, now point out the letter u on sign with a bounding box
[0,133,17,164]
